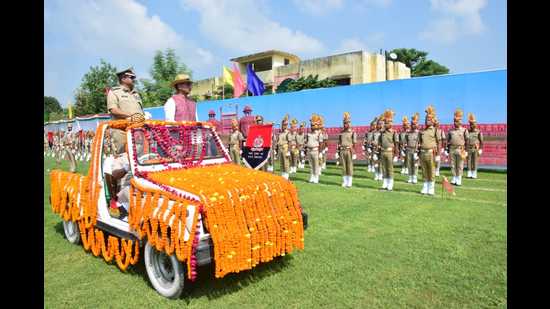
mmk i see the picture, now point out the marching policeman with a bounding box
[277,115,291,179]
[296,122,306,169]
[288,118,299,174]
[378,110,399,191]
[305,114,324,183]
[372,117,385,181]
[446,109,468,186]
[433,118,445,177]
[400,116,410,175]
[228,119,244,165]
[419,106,439,195]
[336,112,357,188]
[363,117,378,173]
[466,113,484,178]
[405,113,420,184]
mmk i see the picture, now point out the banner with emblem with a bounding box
[242,124,272,169]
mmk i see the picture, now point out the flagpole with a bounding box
[222,71,225,100]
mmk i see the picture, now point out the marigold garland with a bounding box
[50,119,304,279]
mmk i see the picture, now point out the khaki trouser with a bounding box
[279,147,290,173]
[467,148,479,171]
[365,148,372,168]
[450,146,465,176]
[406,148,418,176]
[340,148,353,176]
[380,150,394,178]
[229,146,241,165]
[402,148,408,169]
[308,149,320,176]
[319,150,326,167]
[290,147,299,168]
[374,150,382,174]
[420,149,435,181]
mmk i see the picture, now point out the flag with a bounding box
[242,124,273,169]
[223,66,234,87]
[442,176,455,196]
[246,63,265,96]
[231,63,246,98]
[67,101,73,119]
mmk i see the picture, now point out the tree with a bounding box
[44,96,62,121]
[139,49,193,107]
[276,75,337,93]
[73,60,118,116]
[390,48,449,77]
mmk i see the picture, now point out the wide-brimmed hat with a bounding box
[243,105,252,113]
[171,74,193,88]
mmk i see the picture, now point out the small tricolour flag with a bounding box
[442,176,456,196]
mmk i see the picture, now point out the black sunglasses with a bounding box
[124,75,136,80]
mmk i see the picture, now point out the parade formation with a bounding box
[46,104,486,197]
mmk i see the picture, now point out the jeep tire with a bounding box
[144,241,186,299]
[63,220,81,244]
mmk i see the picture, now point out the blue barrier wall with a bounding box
[191,69,506,126]
[46,69,506,131]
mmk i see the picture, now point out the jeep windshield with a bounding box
[131,124,225,166]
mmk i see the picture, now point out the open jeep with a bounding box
[50,119,307,299]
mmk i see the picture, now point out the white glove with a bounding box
[444,151,449,156]
[362,146,365,150]
[435,155,441,162]
[286,151,290,156]
[400,150,405,157]
[373,154,378,161]
[300,151,304,157]
[393,156,398,163]
[240,150,243,155]
[367,148,372,153]
[352,154,357,160]
[440,148,445,154]
[336,160,340,165]
[318,153,323,159]
[478,149,483,155]
[413,153,418,160]
[335,152,339,159]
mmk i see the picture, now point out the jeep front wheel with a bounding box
[144,241,186,299]
[63,220,80,244]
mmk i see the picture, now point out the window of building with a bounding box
[284,58,290,65]
[332,77,351,85]
[247,57,273,72]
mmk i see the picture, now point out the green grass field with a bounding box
[44,157,506,308]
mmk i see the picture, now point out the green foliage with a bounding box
[44,96,63,121]
[215,83,234,99]
[390,48,450,77]
[139,49,193,107]
[73,60,119,116]
[276,75,337,93]
[48,111,67,121]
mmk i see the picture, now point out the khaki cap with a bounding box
[171,74,193,88]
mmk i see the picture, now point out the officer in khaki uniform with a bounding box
[288,118,299,174]
[433,118,445,177]
[446,109,468,186]
[399,116,410,175]
[372,117,385,181]
[336,112,357,188]
[107,68,145,154]
[228,119,244,165]
[277,115,291,179]
[363,117,378,173]
[405,113,420,184]
[296,122,306,169]
[466,113,484,178]
[419,106,439,195]
[306,114,323,183]
[378,110,399,191]
[318,117,329,173]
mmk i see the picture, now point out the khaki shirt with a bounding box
[277,130,290,146]
[379,130,398,150]
[405,130,420,148]
[306,130,323,149]
[399,132,407,146]
[288,131,298,147]
[107,86,144,118]
[420,126,438,150]
[296,133,305,147]
[229,130,244,146]
[447,127,467,147]
[371,131,381,147]
[339,130,356,148]
[467,129,483,149]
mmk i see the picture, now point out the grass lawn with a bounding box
[44,157,506,308]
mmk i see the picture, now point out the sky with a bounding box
[44,0,507,108]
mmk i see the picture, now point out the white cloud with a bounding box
[44,0,217,106]
[292,0,344,16]
[420,0,488,44]
[181,0,325,56]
